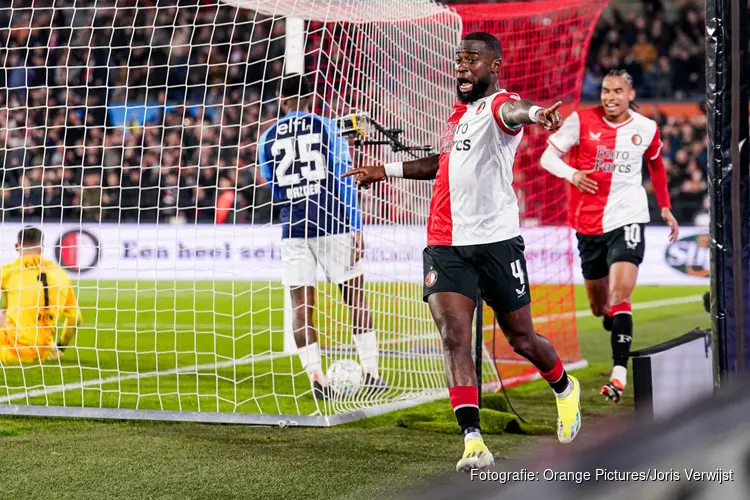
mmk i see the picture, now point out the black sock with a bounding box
[455,407,481,435]
[549,369,570,394]
[603,314,613,332]
[611,314,633,367]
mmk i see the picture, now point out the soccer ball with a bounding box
[326,359,363,397]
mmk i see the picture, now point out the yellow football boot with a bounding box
[456,437,494,473]
[556,375,582,443]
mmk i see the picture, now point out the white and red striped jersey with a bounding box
[547,107,671,235]
[427,91,524,246]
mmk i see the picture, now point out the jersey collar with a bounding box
[601,109,633,129]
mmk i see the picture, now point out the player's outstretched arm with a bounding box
[501,100,563,132]
[342,154,440,189]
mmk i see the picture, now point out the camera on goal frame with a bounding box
[336,112,370,139]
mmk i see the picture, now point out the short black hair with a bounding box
[606,69,634,89]
[18,226,43,247]
[280,73,313,99]
[462,32,502,59]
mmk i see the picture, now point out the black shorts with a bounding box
[422,236,531,313]
[576,223,646,280]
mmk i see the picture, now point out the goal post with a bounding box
[0,0,602,426]
[282,16,303,357]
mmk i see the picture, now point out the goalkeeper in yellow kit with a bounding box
[0,227,82,364]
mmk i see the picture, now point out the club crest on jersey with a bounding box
[631,134,642,146]
[476,101,486,114]
[425,269,438,287]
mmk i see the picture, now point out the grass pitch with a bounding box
[0,284,709,499]
[0,280,445,417]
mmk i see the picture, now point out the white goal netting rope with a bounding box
[0,0,484,424]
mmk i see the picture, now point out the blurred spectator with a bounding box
[0,0,286,225]
[642,107,709,226]
[584,0,705,100]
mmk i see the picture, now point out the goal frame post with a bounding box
[283,16,305,355]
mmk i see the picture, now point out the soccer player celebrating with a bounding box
[0,227,82,364]
[540,70,679,403]
[343,32,582,472]
[258,73,386,400]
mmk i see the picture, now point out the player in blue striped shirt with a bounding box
[258,74,386,399]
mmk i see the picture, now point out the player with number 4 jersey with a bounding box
[540,70,680,404]
[0,227,82,364]
[345,32,583,474]
[258,74,387,401]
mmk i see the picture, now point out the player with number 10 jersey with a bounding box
[258,74,386,401]
[540,70,680,404]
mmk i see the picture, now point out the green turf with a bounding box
[0,280,444,417]
[0,284,709,499]
[395,392,555,436]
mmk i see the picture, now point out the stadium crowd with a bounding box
[583,0,706,100]
[0,0,709,226]
[0,1,284,225]
[642,104,708,226]
[583,0,710,226]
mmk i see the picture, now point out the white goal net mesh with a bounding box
[0,0,475,424]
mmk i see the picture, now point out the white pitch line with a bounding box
[342,295,705,345]
[532,294,703,324]
[0,294,703,404]
[93,295,703,331]
[91,322,275,331]
[0,351,288,404]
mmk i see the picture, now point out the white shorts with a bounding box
[281,233,364,287]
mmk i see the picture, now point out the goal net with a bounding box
[0,0,602,425]
[0,0,464,425]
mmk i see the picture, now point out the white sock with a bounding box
[464,430,483,444]
[554,376,573,399]
[353,330,379,378]
[611,365,627,387]
[297,342,326,385]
